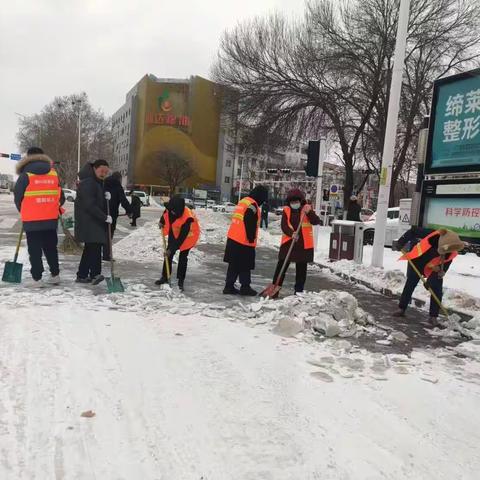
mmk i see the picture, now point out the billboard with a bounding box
[426,68,480,173]
[424,197,480,239]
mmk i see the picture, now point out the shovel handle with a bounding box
[401,250,450,318]
[274,211,306,288]
[13,226,24,263]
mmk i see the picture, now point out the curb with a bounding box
[314,260,474,323]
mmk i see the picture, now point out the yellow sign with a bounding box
[380,167,388,186]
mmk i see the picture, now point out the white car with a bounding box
[127,190,150,206]
[362,207,403,246]
[213,202,236,213]
[63,189,76,202]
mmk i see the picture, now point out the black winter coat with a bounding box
[279,208,321,263]
[104,176,131,219]
[346,201,361,221]
[74,163,108,244]
[131,196,142,219]
[14,153,65,232]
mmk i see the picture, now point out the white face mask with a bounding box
[290,202,301,210]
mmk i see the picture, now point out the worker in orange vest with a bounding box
[14,147,65,286]
[271,189,321,296]
[394,227,465,325]
[223,185,269,296]
[156,195,200,291]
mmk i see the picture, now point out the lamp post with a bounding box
[371,0,411,268]
[71,97,83,173]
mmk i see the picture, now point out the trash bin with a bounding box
[329,220,365,263]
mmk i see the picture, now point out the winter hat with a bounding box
[111,171,122,182]
[92,159,109,169]
[27,147,44,155]
[167,195,185,217]
[437,229,465,254]
[249,185,269,206]
[286,188,306,204]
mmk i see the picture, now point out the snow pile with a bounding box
[115,222,163,262]
[226,290,376,339]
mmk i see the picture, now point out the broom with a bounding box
[60,216,82,255]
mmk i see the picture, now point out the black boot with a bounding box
[223,285,240,295]
[178,279,185,291]
[240,286,258,297]
[155,277,168,286]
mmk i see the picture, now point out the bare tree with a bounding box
[212,0,480,206]
[151,150,194,194]
[16,93,113,187]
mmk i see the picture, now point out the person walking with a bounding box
[14,147,65,286]
[103,172,131,260]
[346,195,362,221]
[393,227,465,325]
[130,192,142,227]
[74,159,111,284]
[271,189,321,296]
[155,195,200,291]
[223,185,268,296]
[261,201,269,229]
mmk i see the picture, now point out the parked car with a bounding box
[362,207,404,246]
[63,188,76,202]
[213,202,236,213]
[360,208,374,222]
[127,190,150,206]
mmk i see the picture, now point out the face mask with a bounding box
[290,202,301,210]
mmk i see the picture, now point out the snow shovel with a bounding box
[261,212,306,299]
[2,226,24,284]
[161,227,172,286]
[105,200,124,293]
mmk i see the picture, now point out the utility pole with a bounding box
[238,156,244,203]
[371,0,411,268]
[314,138,327,247]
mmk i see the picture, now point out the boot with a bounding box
[240,286,258,297]
[178,279,185,291]
[155,277,168,286]
[393,309,406,318]
[76,276,91,284]
[223,285,240,295]
[91,274,105,285]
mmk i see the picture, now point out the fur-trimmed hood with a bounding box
[16,153,53,174]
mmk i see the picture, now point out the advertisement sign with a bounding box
[426,69,480,173]
[193,189,207,200]
[424,197,480,238]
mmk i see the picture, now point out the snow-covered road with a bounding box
[1,305,480,480]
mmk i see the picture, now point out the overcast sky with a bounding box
[0,0,306,174]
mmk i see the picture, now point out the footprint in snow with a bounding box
[310,371,334,382]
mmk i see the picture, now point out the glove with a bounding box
[292,231,300,241]
[106,215,113,224]
[105,192,111,200]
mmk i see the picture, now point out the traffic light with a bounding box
[266,169,278,174]
[323,189,329,201]
[0,153,9,158]
[280,169,291,174]
[304,140,320,177]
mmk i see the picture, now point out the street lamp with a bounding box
[71,96,84,173]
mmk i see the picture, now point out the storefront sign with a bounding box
[428,70,480,171]
[145,113,191,127]
[424,197,480,238]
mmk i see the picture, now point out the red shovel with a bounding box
[261,212,306,299]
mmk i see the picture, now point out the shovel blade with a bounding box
[106,276,124,293]
[2,261,23,284]
[260,283,281,299]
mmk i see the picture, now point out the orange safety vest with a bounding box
[227,197,261,247]
[20,169,61,222]
[281,206,314,249]
[400,230,457,278]
[162,207,200,251]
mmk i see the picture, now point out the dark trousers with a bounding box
[399,263,443,317]
[131,216,138,227]
[162,249,190,280]
[25,230,59,281]
[225,263,251,288]
[103,218,116,261]
[78,243,103,279]
[273,259,307,293]
[261,216,269,229]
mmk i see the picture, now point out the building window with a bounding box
[225,159,232,167]
[224,176,230,184]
